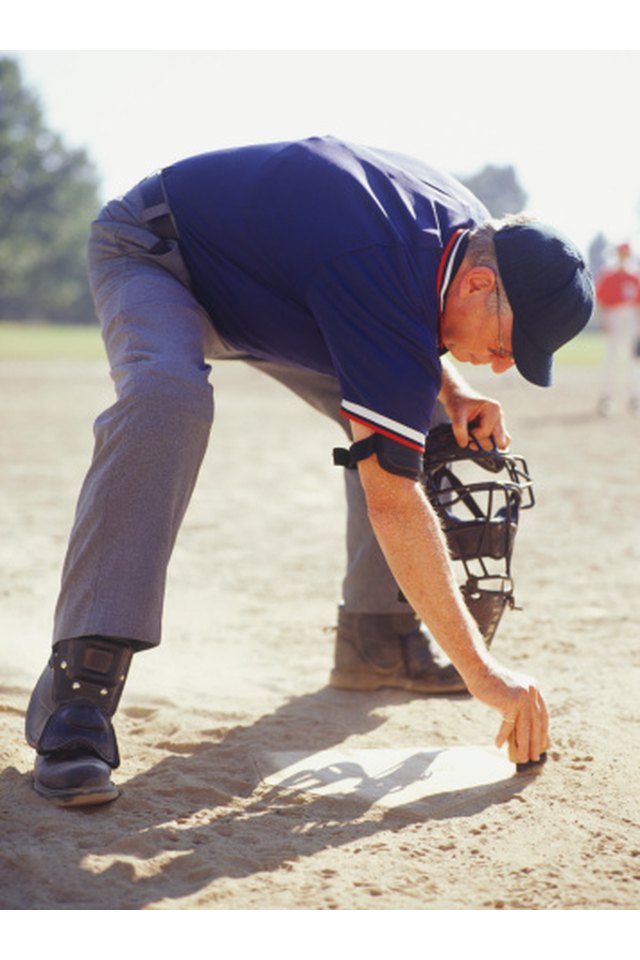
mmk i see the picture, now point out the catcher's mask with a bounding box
[421,423,535,647]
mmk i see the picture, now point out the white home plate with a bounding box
[258,745,515,809]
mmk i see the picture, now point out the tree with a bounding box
[0,56,101,322]
[459,164,528,218]
[587,232,608,282]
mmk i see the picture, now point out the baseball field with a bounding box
[1,322,638,913]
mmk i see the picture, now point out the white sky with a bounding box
[5,9,640,258]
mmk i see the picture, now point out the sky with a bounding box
[5,26,640,260]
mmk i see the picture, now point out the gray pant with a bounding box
[53,181,445,649]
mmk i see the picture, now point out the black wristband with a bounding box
[333,432,422,480]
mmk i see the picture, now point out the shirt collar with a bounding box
[436,227,470,348]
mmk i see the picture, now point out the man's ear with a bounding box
[461,266,497,297]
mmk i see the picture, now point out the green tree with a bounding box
[0,56,101,322]
[459,164,528,218]
[587,231,608,281]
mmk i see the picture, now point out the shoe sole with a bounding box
[33,779,120,808]
[329,668,467,695]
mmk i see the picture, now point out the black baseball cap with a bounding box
[494,221,595,387]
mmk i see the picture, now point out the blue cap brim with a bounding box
[512,321,553,387]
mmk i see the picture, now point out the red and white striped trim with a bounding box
[340,400,425,452]
[436,228,470,348]
[437,228,470,314]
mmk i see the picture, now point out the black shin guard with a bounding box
[26,637,133,769]
[50,637,132,717]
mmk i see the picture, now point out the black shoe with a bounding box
[329,609,467,694]
[33,752,119,807]
[25,637,133,807]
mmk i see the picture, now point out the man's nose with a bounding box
[491,355,516,374]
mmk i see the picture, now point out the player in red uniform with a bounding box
[595,242,640,416]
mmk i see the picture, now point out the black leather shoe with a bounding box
[329,609,467,694]
[33,753,119,807]
[25,637,133,807]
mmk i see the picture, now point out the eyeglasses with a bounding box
[490,279,513,360]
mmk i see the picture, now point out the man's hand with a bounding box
[438,358,511,450]
[464,657,550,765]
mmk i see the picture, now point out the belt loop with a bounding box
[139,171,179,241]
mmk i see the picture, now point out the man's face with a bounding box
[441,266,516,375]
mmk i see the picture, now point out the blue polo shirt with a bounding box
[162,136,488,452]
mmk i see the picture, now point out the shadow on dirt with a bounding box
[2,685,532,908]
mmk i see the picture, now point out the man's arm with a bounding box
[350,419,549,764]
[439,357,511,450]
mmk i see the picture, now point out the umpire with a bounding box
[25,136,594,805]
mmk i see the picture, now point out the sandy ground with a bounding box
[1,352,639,913]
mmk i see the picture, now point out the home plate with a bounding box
[257,745,515,809]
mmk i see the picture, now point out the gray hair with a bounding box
[466,213,536,316]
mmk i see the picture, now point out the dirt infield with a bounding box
[1,354,639,911]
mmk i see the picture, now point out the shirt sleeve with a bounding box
[306,244,442,453]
